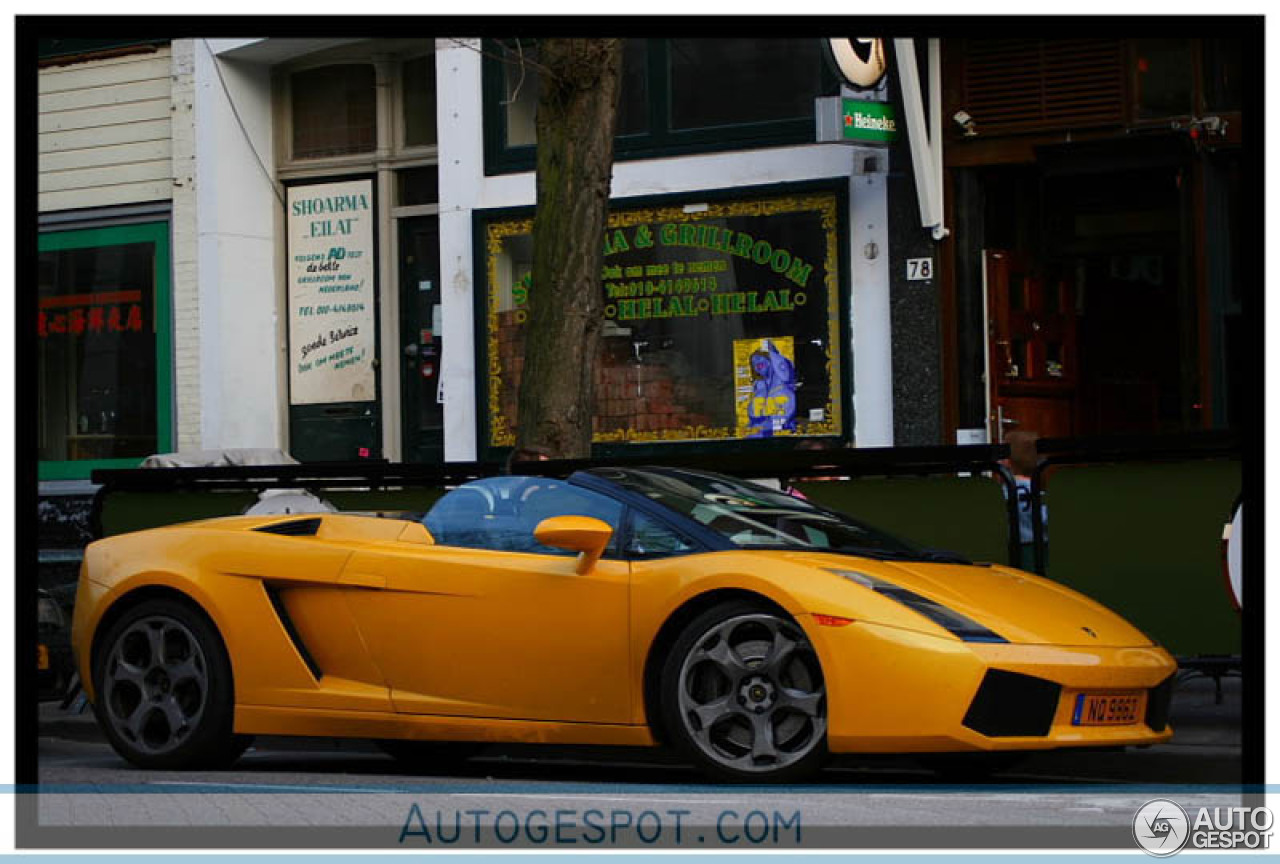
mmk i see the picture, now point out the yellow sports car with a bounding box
[71,467,1176,782]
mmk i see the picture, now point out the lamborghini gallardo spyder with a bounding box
[72,467,1176,782]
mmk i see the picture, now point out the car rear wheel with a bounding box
[92,598,248,769]
[660,600,828,783]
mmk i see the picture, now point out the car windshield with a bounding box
[590,467,955,562]
[424,476,622,555]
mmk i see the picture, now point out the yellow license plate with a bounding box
[1073,692,1144,726]
[37,644,49,671]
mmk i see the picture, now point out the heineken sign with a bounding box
[815,96,898,146]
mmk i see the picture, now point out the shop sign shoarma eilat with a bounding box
[287,179,377,406]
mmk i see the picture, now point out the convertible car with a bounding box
[72,467,1176,782]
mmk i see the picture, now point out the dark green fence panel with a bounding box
[794,475,1013,565]
[324,488,445,513]
[99,491,261,537]
[1043,459,1240,657]
[99,488,447,537]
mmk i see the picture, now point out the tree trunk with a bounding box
[514,39,624,460]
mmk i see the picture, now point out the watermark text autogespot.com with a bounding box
[399,805,802,847]
[1133,800,1273,856]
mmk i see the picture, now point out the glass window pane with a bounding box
[668,38,823,130]
[627,510,694,558]
[292,64,377,158]
[616,39,649,136]
[402,54,437,147]
[38,238,158,463]
[502,43,540,148]
[501,39,648,148]
[1133,39,1194,119]
[483,191,845,447]
[397,166,439,206]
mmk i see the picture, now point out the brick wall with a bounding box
[494,311,718,442]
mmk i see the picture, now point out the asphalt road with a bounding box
[25,675,1247,850]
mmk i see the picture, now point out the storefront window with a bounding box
[37,222,171,480]
[292,64,377,158]
[482,190,844,449]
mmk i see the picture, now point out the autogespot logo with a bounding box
[1133,799,1191,856]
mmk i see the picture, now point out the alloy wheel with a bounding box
[102,615,209,756]
[676,613,826,774]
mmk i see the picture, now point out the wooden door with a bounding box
[985,250,1078,442]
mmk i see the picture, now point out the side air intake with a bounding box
[255,518,322,537]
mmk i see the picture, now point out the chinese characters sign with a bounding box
[287,179,376,406]
[38,290,145,337]
[484,192,843,448]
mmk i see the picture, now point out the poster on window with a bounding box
[287,179,376,405]
[483,191,843,448]
[734,336,797,438]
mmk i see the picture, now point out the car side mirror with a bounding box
[534,516,614,574]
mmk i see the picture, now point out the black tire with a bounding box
[91,597,247,770]
[659,599,829,783]
[377,740,482,773]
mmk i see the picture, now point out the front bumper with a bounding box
[806,616,1177,754]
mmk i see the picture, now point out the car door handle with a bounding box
[339,571,387,589]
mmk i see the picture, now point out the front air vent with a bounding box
[962,669,1061,737]
[255,518,322,537]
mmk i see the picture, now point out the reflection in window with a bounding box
[627,511,694,558]
[292,64,377,158]
[424,476,622,556]
[402,55,437,147]
[38,236,159,463]
[501,39,650,148]
[484,192,843,447]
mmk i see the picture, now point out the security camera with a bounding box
[953,110,977,136]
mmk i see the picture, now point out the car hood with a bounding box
[774,551,1153,647]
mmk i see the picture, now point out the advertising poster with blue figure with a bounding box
[734,337,797,437]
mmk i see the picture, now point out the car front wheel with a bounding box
[660,601,828,783]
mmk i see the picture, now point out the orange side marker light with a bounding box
[813,614,854,627]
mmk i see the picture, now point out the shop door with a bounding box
[399,217,444,463]
[985,250,1078,442]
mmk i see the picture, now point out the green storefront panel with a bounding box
[1043,459,1241,657]
[794,475,1013,566]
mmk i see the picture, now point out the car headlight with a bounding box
[828,569,1007,643]
[38,594,65,629]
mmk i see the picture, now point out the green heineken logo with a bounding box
[842,99,897,143]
